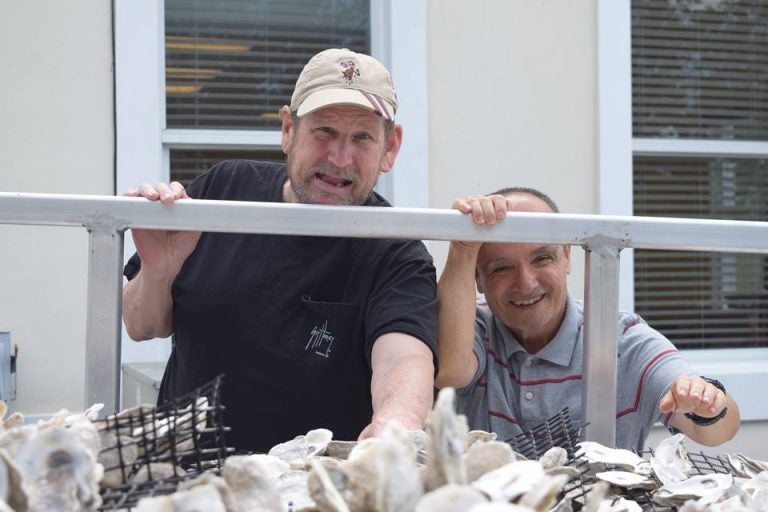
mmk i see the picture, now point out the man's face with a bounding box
[280,105,401,205]
[476,194,571,351]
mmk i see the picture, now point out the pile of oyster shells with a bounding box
[0,388,765,511]
[0,401,104,511]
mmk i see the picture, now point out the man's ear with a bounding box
[380,123,403,172]
[475,269,485,294]
[564,245,572,275]
[280,106,294,155]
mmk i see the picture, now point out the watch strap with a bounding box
[683,376,727,426]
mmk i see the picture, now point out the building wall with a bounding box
[425,0,597,296]
[0,1,114,414]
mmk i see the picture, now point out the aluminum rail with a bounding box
[3,192,768,252]
[2,192,768,446]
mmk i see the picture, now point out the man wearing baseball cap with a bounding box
[122,49,437,452]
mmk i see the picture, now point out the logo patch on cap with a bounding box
[339,60,360,85]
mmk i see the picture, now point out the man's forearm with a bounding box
[122,269,176,341]
[435,242,480,388]
[366,334,435,435]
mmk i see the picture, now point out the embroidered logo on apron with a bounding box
[305,320,335,358]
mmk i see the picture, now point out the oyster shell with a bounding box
[650,433,692,485]
[134,482,227,512]
[413,484,488,512]
[3,413,24,431]
[725,453,768,480]
[539,447,568,470]
[97,431,139,487]
[269,428,333,468]
[339,422,423,512]
[595,496,642,512]
[653,473,733,507]
[472,460,546,502]
[307,458,350,512]
[576,442,648,474]
[464,441,517,483]
[424,388,468,491]
[464,430,497,451]
[278,469,313,511]
[14,426,103,511]
[326,440,357,460]
[595,470,656,490]
[468,503,534,512]
[219,453,287,512]
[130,462,184,483]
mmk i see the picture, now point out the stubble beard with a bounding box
[286,158,379,206]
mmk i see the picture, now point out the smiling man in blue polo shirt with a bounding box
[436,187,741,451]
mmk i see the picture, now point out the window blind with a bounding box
[632,0,768,140]
[164,0,370,130]
[633,156,768,349]
[632,0,768,349]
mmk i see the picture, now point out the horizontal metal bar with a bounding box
[1,192,768,253]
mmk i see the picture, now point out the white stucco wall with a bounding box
[425,0,597,297]
[0,1,114,414]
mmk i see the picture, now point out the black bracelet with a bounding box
[684,377,727,426]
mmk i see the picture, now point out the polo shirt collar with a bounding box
[493,293,581,367]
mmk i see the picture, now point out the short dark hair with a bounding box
[488,186,560,213]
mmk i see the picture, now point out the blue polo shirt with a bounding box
[455,294,693,451]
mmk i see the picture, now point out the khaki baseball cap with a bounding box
[290,48,397,120]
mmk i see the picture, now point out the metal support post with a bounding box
[85,225,125,413]
[582,242,622,446]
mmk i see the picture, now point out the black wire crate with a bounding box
[505,407,586,460]
[96,375,234,510]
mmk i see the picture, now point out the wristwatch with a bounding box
[684,377,728,426]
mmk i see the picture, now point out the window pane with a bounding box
[170,149,285,188]
[632,0,768,140]
[634,156,768,349]
[165,0,370,130]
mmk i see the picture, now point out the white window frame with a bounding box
[597,0,768,421]
[114,0,429,364]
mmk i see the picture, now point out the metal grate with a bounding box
[97,375,234,510]
[509,410,737,511]
[503,408,595,509]
[570,448,734,511]
[505,407,586,460]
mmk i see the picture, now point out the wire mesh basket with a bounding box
[505,406,586,460]
[503,409,737,511]
[569,443,735,511]
[96,375,234,510]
